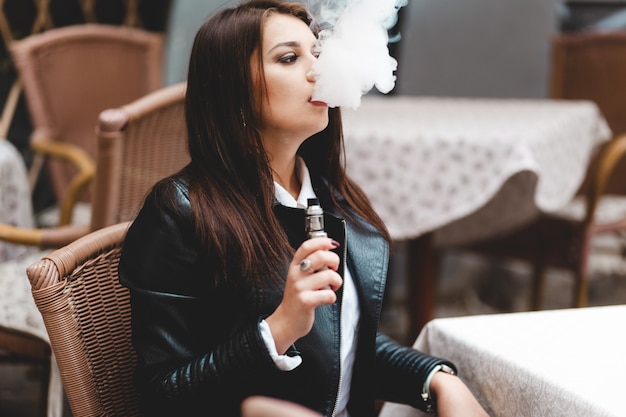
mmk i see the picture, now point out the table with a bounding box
[379,305,626,417]
[0,138,35,262]
[0,138,64,417]
[341,96,612,340]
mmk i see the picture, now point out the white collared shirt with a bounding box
[260,157,359,417]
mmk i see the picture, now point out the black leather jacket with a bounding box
[118,174,454,417]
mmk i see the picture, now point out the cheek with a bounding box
[266,82,293,106]
[263,88,297,123]
[264,69,297,99]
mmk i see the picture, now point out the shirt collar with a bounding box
[274,157,316,209]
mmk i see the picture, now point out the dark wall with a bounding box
[560,1,626,32]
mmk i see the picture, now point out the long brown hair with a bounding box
[184,0,390,287]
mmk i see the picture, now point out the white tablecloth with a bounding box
[342,96,612,245]
[379,305,626,417]
[0,139,63,417]
[0,139,35,261]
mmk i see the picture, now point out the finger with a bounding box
[299,283,339,306]
[298,270,342,292]
[313,250,340,271]
[323,272,343,292]
[298,258,316,274]
[297,250,340,273]
[294,237,341,264]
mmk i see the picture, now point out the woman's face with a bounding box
[255,13,329,150]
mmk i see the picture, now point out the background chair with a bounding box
[0,5,167,415]
[0,82,188,246]
[0,81,188,416]
[447,30,626,310]
[551,29,626,194]
[26,221,137,417]
[90,81,189,230]
[9,23,164,226]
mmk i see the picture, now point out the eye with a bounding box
[278,53,298,64]
[312,40,322,58]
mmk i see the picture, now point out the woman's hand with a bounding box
[430,372,490,417]
[265,237,342,354]
[241,396,323,417]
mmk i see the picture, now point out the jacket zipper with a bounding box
[331,219,348,417]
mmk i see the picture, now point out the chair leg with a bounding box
[573,270,589,308]
[574,234,592,308]
[530,261,546,311]
[38,356,51,417]
[406,233,437,345]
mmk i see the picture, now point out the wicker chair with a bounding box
[26,221,138,417]
[451,30,626,310]
[0,82,188,416]
[9,23,163,226]
[459,133,626,309]
[90,81,189,230]
[0,81,188,244]
[551,29,626,195]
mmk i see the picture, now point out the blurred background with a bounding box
[2,0,626,210]
[1,0,626,416]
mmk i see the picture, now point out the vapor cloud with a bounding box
[306,0,408,110]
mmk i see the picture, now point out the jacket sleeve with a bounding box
[373,332,457,411]
[118,179,278,415]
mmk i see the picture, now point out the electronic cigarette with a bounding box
[305,198,327,239]
[305,198,331,287]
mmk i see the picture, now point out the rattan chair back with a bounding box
[551,29,626,136]
[10,23,163,212]
[90,82,189,230]
[550,29,626,195]
[444,32,626,311]
[26,221,138,417]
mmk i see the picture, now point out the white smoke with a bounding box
[306,0,408,110]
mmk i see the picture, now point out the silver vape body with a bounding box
[305,198,327,239]
[305,198,331,284]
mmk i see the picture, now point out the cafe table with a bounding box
[341,95,612,341]
[0,138,65,417]
[378,304,626,417]
[0,138,35,261]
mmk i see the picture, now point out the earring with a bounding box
[240,109,247,127]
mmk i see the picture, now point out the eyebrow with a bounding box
[267,41,300,54]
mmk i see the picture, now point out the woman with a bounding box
[118,1,488,416]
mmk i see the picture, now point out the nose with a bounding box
[306,66,318,83]
[307,40,322,82]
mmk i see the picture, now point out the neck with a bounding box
[273,157,301,200]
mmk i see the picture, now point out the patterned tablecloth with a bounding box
[379,305,626,417]
[0,138,48,342]
[0,139,63,417]
[0,139,36,261]
[342,96,612,245]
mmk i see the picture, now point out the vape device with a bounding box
[305,199,331,286]
[305,198,327,239]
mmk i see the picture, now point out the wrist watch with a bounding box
[421,363,456,414]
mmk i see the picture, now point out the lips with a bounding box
[309,100,328,107]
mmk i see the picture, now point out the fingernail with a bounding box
[331,239,340,248]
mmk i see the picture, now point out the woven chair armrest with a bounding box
[26,221,129,290]
[0,223,89,247]
[30,137,96,226]
[585,133,626,225]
